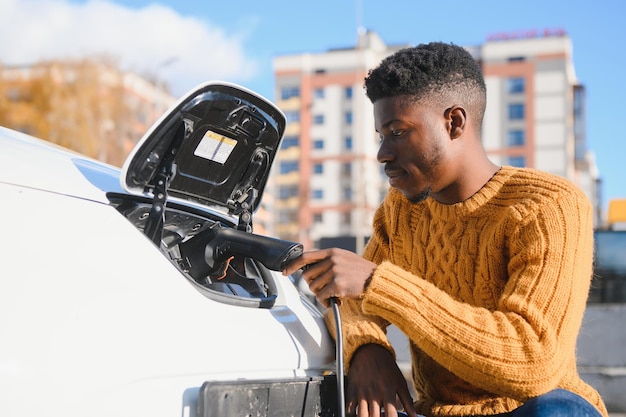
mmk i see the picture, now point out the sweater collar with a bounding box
[425,166,512,219]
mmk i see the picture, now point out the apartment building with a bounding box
[272,29,599,248]
[479,29,601,225]
[272,31,406,250]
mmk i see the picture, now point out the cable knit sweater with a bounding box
[325,166,607,417]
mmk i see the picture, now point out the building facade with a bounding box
[272,31,406,250]
[479,30,601,225]
[271,30,600,248]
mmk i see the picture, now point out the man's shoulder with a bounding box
[501,166,585,196]
[499,166,591,211]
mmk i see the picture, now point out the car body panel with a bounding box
[0,127,118,202]
[0,82,334,417]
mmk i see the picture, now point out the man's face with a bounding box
[374,96,452,203]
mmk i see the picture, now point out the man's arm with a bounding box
[282,198,417,417]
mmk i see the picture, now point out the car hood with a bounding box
[121,81,286,216]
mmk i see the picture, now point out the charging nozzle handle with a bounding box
[210,227,304,271]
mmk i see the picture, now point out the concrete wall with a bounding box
[577,304,626,413]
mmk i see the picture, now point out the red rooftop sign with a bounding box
[487,28,567,42]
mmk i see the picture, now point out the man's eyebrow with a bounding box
[378,119,400,132]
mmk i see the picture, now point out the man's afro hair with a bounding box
[364,42,486,103]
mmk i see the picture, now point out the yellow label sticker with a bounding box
[194,130,237,164]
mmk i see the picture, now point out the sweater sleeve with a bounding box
[323,200,395,371]
[361,186,595,400]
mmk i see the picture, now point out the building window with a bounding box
[279,185,299,199]
[313,213,323,223]
[508,103,525,120]
[313,139,324,149]
[280,86,300,100]
[342,162,352,176]
[313,163,323,174]
[508,56,526,62]
[345,111,352,124]
[137,111,148,125]
[343,187,352,200]
[345,86,353,99]
[280,160,299,174]
[507,77,525,94]
[285,111,300,123]
[344,136,353,150]
[312,189,324,199]
[342,212,352,225]
[508,156,526,167]
[313,114,325,125]
[507,130,525,147]
[314,88,324,99]
[281,135,299,149]
[279,210,299,224]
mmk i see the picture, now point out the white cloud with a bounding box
[0,0,258,95]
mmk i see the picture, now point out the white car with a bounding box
[0,82,337,417]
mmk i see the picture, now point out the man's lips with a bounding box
[385,167,405,178]
[384,168,406,186]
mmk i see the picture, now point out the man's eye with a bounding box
[378,130,403,143]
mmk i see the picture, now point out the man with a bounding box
[283,42,607,417]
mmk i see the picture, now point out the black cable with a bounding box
[329,297,346,417]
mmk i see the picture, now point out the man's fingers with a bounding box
[304,261,331,287]
[282,250,328,276]
[384,402,399,417]
[357,398,369,417]
[397,388,417,417]
[355,398,399,417]
[346,398,357,417]
[301,259,328,284]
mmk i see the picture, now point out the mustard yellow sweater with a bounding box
[325,166,607,417]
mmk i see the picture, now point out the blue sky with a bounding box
[1,0,624,213]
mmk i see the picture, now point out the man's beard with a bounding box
[407,187,431,204]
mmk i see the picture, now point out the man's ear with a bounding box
[445,106,467,139]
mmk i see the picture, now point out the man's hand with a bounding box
[347,344,417,417]
[282,248,377,307]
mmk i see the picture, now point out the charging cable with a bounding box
[328,297,410,417]
[329,297,345,417]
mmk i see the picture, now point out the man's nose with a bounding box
[377,140,394,163]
